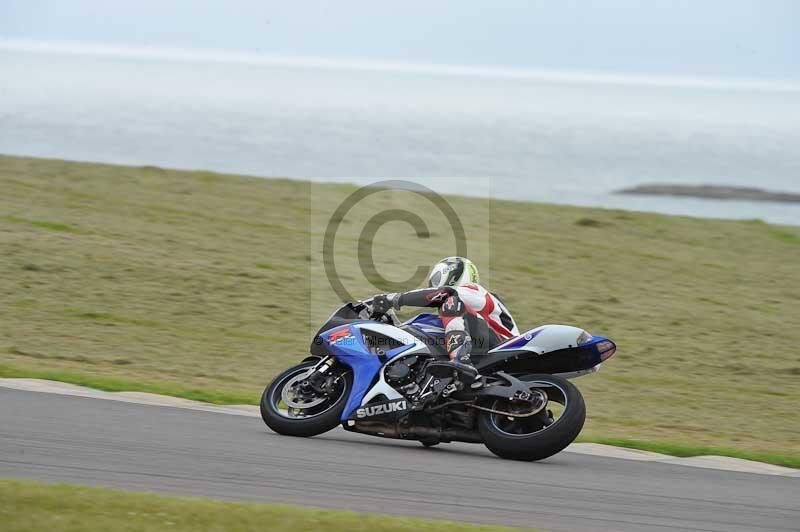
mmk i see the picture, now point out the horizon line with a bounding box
[2,37,800,94]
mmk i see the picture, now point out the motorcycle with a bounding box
[260,299,616,461]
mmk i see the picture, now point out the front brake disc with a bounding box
[281,370,327,410]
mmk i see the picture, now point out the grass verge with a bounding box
[575,437,800,469]
[0,479,534,532]
[0,363,255,405]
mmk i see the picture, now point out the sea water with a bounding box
[2,43,799,225]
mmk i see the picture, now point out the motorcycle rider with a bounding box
[371,257,519,385]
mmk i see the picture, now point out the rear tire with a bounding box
[477,374,585,461]
[261,362,352,438]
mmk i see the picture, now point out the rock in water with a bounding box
[617,184,800,204]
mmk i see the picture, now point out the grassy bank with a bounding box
[0,479,533,532]
[1,155,798,460]
[575,437,800,469]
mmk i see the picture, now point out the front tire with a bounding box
[261,361,352,438]
[478,374,585,461]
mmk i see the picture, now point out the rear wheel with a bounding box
[260,361,352,437]
[477,374,585,461]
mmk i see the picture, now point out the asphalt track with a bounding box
[1,388,798,532]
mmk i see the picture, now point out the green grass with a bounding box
[0,363,256,405]
[0,479,533,532]
[1,154,799,461]
[1,214,85,233]
[576,437,800,469]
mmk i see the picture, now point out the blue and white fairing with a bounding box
[320,319,616,420]
[488,324,616,377]
[490,325,597,354]
[403,313,446,339]
[318,321,430,420]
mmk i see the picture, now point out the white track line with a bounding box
[2,378,797,478]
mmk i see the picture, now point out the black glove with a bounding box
[372,293,399,316]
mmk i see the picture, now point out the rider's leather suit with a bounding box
[396,284,519,361]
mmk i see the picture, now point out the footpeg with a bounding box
[470,377,485,390]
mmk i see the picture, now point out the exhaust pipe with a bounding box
[349,421,482,444]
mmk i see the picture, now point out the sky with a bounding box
[1,0,798,81]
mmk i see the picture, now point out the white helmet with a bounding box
[427,257,480,288]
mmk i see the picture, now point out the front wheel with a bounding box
[260,361,352,438]
[477,374,585,461]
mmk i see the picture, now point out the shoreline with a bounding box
[2,152,799,228]
[619,183,800,204]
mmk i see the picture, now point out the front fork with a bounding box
[302,356,339,395]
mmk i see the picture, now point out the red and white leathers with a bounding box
[396,283,519,361]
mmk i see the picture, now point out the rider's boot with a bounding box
[428,331,483,387]
[449,355,482,388]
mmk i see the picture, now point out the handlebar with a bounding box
[353,299,399,325]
